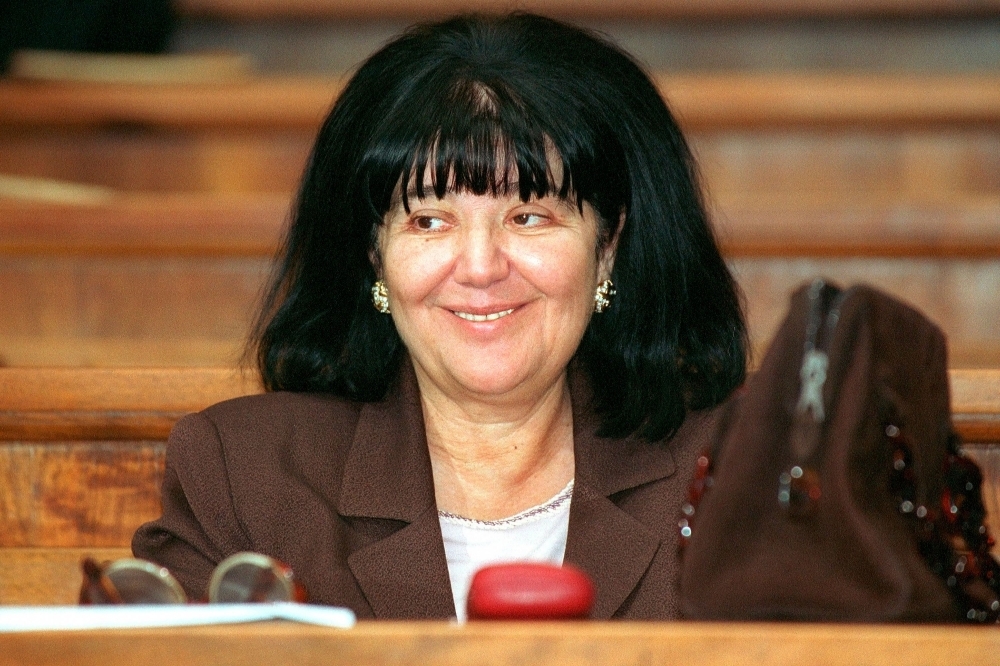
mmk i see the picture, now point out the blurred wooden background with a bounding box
[2,0,1000,609]
[3,1,999,368]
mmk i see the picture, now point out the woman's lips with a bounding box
[451,308,516,322]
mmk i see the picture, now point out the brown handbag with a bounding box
[678,279,1000,622]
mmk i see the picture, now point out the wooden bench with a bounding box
[4,190,1000,367]
[0,368,258,604]
[7,192,1000,259]
[2,73,1000,194]
[4,73,1000,130]
[0,367,997,605]
[3,74,1000,366]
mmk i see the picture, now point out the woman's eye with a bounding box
[413,215,447,231]
[511,213,547,227]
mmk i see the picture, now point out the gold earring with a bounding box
[594,279,615,313]
[371,280,391,314]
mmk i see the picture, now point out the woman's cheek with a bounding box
[386,238,456,297]
[516,243,595,297]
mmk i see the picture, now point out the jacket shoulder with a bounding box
[200,390,363,437]
[169,391,365,477]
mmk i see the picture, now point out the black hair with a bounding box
[251,12,747,441]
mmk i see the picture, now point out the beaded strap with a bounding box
[888,425,1000,622]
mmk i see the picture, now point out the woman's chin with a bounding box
[450,370,529,398]
[442,364,556,401]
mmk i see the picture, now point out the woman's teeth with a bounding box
[453,308,515,322]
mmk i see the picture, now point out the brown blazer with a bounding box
[132,366,720,619]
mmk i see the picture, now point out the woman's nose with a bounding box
[453,224,510,288]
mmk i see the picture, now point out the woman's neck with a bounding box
[417,370,576,522]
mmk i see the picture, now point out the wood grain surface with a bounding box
[0,368,993,437]
[0,368,260,439]
[0,367,259,413]
[0,547,130,605]
[5,193,1000,258]
[3,74,1000,130]
[2,620,999,666]
[0,193,289,257]
[4,191,1000,368]
[0,78,342,130]
[0,442,165,547]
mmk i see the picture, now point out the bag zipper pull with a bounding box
[797,349,829,422]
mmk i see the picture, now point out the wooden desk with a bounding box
[2,621,999,666]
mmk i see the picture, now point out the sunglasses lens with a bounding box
[104,559,187,604]
[208,552,298,603]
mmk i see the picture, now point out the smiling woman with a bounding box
[132,13,747,621]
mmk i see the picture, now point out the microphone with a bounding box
[466,562,595,620]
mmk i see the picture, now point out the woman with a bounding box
[132,12,747,620]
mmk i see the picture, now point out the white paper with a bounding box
[0,603,356,632]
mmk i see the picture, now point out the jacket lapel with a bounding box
[338,364,455,618]
[345,506,455,618]
[336,363,680,620]
[564,371,678,619]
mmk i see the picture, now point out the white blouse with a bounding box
[438,480,574,621]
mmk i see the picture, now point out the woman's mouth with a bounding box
[452,308,516,322]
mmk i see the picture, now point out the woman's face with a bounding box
[378,183,614,402]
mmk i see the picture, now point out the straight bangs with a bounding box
[358,75,608,226]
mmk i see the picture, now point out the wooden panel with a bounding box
[657,74,1000,130]
[732,257,1000,369]
[0,443,165,547]
[3,621,1000,666]
[693,130,1000,200]
[0,194,287,256]
[0,368,257,547]
[3,74,1000,131]
[4,110,999,199]
[0,369,992,436]
[8,52,252,86]
[0,78,342,130]
[0,366,259,413]
[176,0,1000,20]
[0,547,130,605]
[0,254,268,336]
[6,193,1000,258]
[3,128,999,205]
[0,337,246,369]
[0,368,258,438]
[713,196,1000,258]
[3,260,1000,368]
[0,128,312,193]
